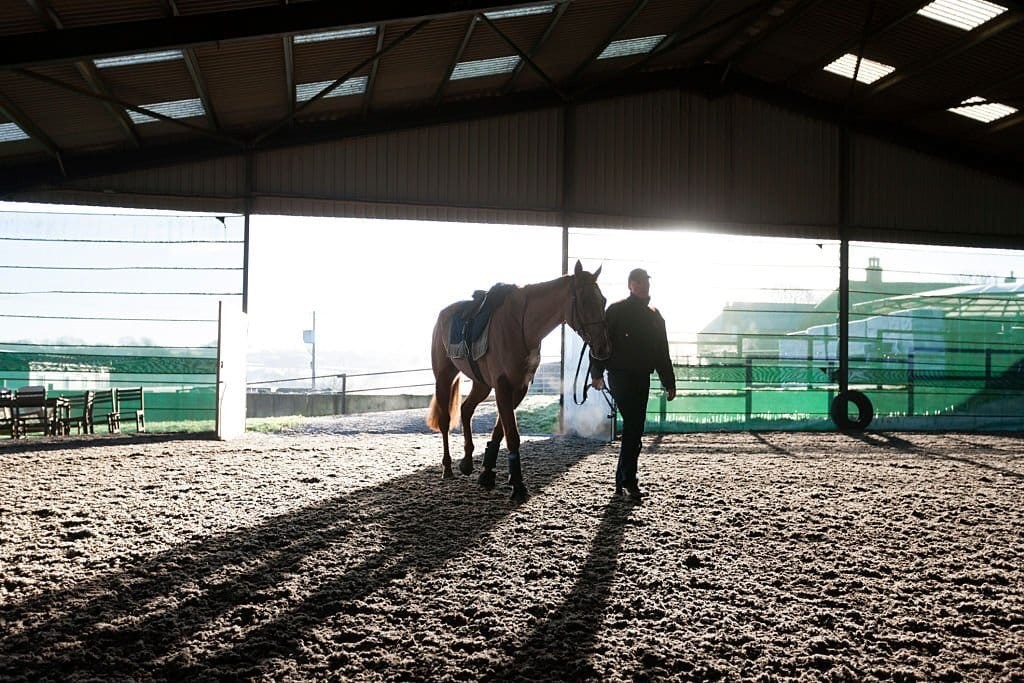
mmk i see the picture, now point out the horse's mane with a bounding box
[518,273,572,297]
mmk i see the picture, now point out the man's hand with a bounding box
[592,377,605,391]
[666,388,677,401]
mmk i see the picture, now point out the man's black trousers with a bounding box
[607,369,651,489]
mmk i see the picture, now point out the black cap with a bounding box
[628,267,650,282]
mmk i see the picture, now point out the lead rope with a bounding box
[572,341,613,412]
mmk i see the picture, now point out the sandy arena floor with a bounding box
[1,412,1022,682]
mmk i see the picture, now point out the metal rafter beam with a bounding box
[502,0,570,94]
[362,25,386,119]
[574,0,771,99]
[974,109,1024,136]
[254,19,430,145]
[711,0,826,67]
[0,0,543,70]
[780,2,925,87]
[24,0,141,147]
[0,90,62,160]
[566,0,649,85]
[13,67,245,147]
[858,9,1024,102]
[883,64,1024,122]
[283,36,296,118]
[434,16,477,106]
[479,14,567,101]
[164,0,220,131]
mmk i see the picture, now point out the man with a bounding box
[590,267,676,502]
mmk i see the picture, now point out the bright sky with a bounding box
[4,200,1024,383]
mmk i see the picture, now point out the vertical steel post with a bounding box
[242,151,253,314]
[559,104,576,433]
[838,128,850,396]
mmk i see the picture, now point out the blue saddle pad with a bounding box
[449,283,517,350]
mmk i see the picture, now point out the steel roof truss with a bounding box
[478,13,567,101]
[362,25,386,119]
[567,0,649,85]
[0,90,62,162]
[0,0,541,71]
[435,17,478,105]
[502,0,570,94]
[859,8,1024,102]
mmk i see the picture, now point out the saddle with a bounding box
[448,283,517,362]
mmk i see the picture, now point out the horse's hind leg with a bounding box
[432,365,459,479]
[458,381,491,476]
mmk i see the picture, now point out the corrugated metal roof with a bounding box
[0,0,1020,201]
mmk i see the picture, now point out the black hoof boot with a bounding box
[478,469,497,490]
[458,455,473,476]
[507,452,528,503]
[510,483,529,503]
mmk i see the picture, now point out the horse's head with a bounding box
[570,260,611,360]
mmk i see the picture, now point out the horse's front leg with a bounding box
[459,381,491,477]
[495,379,528,503]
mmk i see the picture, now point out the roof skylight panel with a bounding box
[597,35,666,60]
[0,122,30,143]
[822,53,896,84]
[295,76,369,102]
[948,96,1018,122]
[94,50,184,68]
[482,3,557,20]
[916,0,1008,31]
[293,27,378,44]
[128,98,205,124]
[450,55,521,80]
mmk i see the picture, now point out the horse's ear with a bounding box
[574,260,583,276]
[593,264,602,279]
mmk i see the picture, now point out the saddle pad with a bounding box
[448,321,491,361]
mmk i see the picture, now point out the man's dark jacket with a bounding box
[591,295,676,392]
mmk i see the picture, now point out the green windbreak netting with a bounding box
[0,205,244,431]
[570,230,1024,432]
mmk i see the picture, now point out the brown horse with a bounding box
[427,260,611,502]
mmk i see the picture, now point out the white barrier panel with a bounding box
[561,328,614,441]
[217,301,248,440]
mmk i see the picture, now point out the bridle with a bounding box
[569,275,609,353]
[569,274,612,407]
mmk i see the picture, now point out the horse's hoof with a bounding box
[442,467,454,480]
[510,486,529,504]
[478,470,496,490]
[458,456,474,476]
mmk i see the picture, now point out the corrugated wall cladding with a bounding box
[11,88,1023,250]
[22,156,249,215]
[571,92,840,238]
[253,110,563,217]
[849,135,1024,249]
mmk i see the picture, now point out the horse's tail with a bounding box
[426,375,461,431]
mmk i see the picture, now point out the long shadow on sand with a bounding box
[489,498,635,681]
[849,430,1024,480]
[0,436,604,680]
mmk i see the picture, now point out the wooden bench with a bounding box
[62,390,96,435]
[111,387,146,432]
[89,389,119,434]
[12,385,50,437]
[0,389,13,438]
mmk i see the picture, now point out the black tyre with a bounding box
[830,390,873,431]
